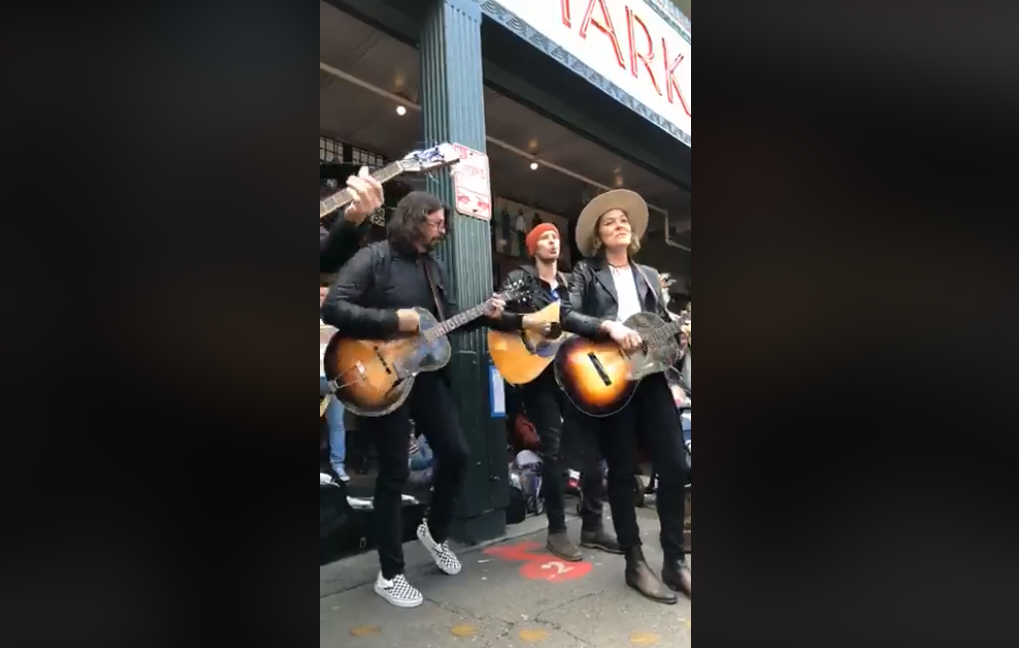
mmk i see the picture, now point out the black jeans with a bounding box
[562,400,607,532]
[600,373,688,563]
[363,372,469,579]
[520,367,567,533]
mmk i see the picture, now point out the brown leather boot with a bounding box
[580,527,624,554]
[662,559,692,598]
[625,548,677,604]
[546,531,582,562]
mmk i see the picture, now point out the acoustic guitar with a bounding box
[487,301,569,385]
[554,310,691,417]
[319,143,461,225]
[322,280,527,417]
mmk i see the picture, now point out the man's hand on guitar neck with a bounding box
[343,166,384,225]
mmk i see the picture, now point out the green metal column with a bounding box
[419,0,506,544]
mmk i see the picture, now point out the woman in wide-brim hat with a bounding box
[559,189,692,604]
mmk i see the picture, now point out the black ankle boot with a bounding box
[580,527,623,554]
[662,558,691,598]
[624,548,677,604]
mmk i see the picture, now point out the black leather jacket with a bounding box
[492,264,572,332]
[319,219,364,274]
[563,255,671,340]
[321,240,490,340]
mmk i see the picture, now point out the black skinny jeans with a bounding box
[600,372,688,564]
[362,372,469,579]
[519,367,568,533]
[562,400,608,533]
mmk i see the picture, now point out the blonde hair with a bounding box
[591,211,641,256]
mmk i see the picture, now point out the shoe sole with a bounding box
[417,524,462,575]
[626,581,678,605]
[580,541,625,555]
[663,580,692,598]
[545,542,583,562]
[373,582,423,608]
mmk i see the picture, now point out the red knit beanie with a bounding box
[526,222,559,256]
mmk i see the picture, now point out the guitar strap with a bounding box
[420,257,448,321]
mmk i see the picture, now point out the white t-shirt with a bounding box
[610,265,642,322]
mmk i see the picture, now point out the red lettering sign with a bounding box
[556,0,689,121]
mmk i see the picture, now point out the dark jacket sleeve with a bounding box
[562,262,606,340]
[488,269,528,332]
[319,219,362,274]
[321,245,400,339]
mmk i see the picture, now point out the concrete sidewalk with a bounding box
[320,500,690,647]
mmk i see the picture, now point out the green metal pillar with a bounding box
[419,0,506,544]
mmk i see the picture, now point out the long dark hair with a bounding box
[387,191,446,253]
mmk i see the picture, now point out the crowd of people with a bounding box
[319,166,691,609]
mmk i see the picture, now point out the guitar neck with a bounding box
[423,301,492,342]
[645,315,689,346]
[319,161,404,220]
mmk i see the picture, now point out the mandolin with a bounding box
[319,143,460,225]
[554,310,691,417]
[322,280,527,417]
[487,301,569,385]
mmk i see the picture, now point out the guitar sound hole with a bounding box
[587,353,612,386]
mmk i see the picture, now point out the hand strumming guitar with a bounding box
[343,166,384,225]
[603,320,643,353]
[396,309,421,332]
[521,314,553,336]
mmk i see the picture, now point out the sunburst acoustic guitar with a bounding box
[554,310,691,417]
[487,301,569,385]
[322,280,527,417]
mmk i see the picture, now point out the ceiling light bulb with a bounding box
[396,105,407,116]
[530,162,538,170]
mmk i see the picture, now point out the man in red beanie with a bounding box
[491,221,621,560]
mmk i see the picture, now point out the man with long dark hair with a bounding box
[321,191,505,608]
[562,189,692,604]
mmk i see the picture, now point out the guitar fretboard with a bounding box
[644,314,691,350]
[423,300,495,343]
[319,161,405,220]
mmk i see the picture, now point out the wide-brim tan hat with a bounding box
[575,189,649,258]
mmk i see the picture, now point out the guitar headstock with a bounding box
[396,143,461,175]
[496,277,530,304]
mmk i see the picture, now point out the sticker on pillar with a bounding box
[451,143,492,221]
[490,363,505,418]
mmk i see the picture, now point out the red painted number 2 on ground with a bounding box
[483,541,593,582]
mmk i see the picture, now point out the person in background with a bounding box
[320,167,383,273]
[407,426,434,488]
[321,286,349,482]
